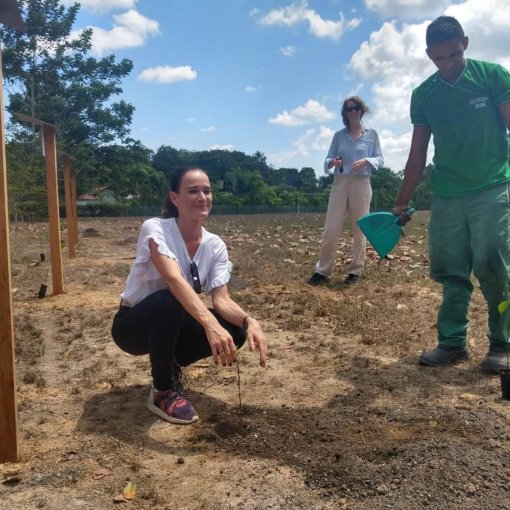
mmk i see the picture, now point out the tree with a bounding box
[298,167,317,191]
[1,0,134,156]
[152,145,188,179]
[89,140,166,205]
[412,164,433,210]
[6,141,47,220]
[271,167,300,188]
[371,167,402,210]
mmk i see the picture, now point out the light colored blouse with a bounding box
[121,217,232,307]
[324,127,384,177]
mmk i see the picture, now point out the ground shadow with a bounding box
[76,356,510,507]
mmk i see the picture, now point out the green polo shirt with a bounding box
[411,59,510,197]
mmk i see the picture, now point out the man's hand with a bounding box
[392,205,413,226]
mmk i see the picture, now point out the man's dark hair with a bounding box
[426,16,464,47]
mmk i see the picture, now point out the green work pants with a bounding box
[429,183,510,348]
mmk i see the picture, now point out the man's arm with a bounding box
[394,125,432,214]
[499,102,510,131]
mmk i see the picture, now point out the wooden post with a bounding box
[71,169,78,246]
[63,154,76,258]
[43,125,64,294]
[15,113,64,296]
[0,48,19,464]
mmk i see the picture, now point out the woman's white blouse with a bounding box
[121,217,232,306]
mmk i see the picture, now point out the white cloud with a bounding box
[313,126,336,151]
[89,9,160,55]
[245,86,258,92]
[364,0,452,20]
[349,0,510,172]
[350,21,429,83]
[138,65,197,84]
[66,0,136,13]
[269,99,335,126]
[257,0,360,41]
[268,126,335,169]
[209,144,235,151]
[267,129,314,165]
[378,129,413,172]
[280,45,296,57]
[445,0,510,69]
[201,126,217,133]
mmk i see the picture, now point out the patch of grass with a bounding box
[22,369,47,388]
[14,314,45,364]
[103,262,131,278]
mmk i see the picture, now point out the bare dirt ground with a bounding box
[2,212,510,510]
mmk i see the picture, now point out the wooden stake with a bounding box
[63,154,76,258]
[43,125,64,294]
[0,48,19,464]
[15,113,65,297]
[71,168,78,246]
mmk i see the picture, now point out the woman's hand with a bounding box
[245,317,268,367]
[204,316,237,366]
[328,157,343,170]
[210,285,268,367]
[352,159,368,172]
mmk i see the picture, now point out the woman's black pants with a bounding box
[111,289,246,390]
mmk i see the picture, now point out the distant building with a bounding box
[77,186,117,206]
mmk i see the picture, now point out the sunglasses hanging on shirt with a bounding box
[190,261,202,294]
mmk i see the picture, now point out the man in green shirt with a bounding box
[393,16,510,371]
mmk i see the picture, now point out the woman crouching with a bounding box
[111,167,268,424]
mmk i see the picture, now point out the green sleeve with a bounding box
[490,63,510,106]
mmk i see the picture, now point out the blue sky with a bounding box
[65,0,509,176]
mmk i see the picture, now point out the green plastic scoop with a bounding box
[356,208,415,258]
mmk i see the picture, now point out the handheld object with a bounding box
[334,157,344,173]
[356,208,415,258]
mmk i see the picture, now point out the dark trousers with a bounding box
[111,289,246,390]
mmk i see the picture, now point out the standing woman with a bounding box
[112,167,268,424]
[308,96,384,285]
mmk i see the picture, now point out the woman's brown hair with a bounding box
[341,96,370,129]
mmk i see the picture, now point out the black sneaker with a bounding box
[308,272,329,285]
[484,343,510,372]
[419,345,469,366]
[344,273,360,285]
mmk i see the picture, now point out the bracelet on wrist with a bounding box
[242,315,251,329]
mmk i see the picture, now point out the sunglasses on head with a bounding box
[345,105,361,112]
[190,261,202,294]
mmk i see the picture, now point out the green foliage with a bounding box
[371,167,403,210]
[299,167,318,191]
[6,142,47,220]
[2,0,134,156]
[152,146,273,185]
[411,164,433,210]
